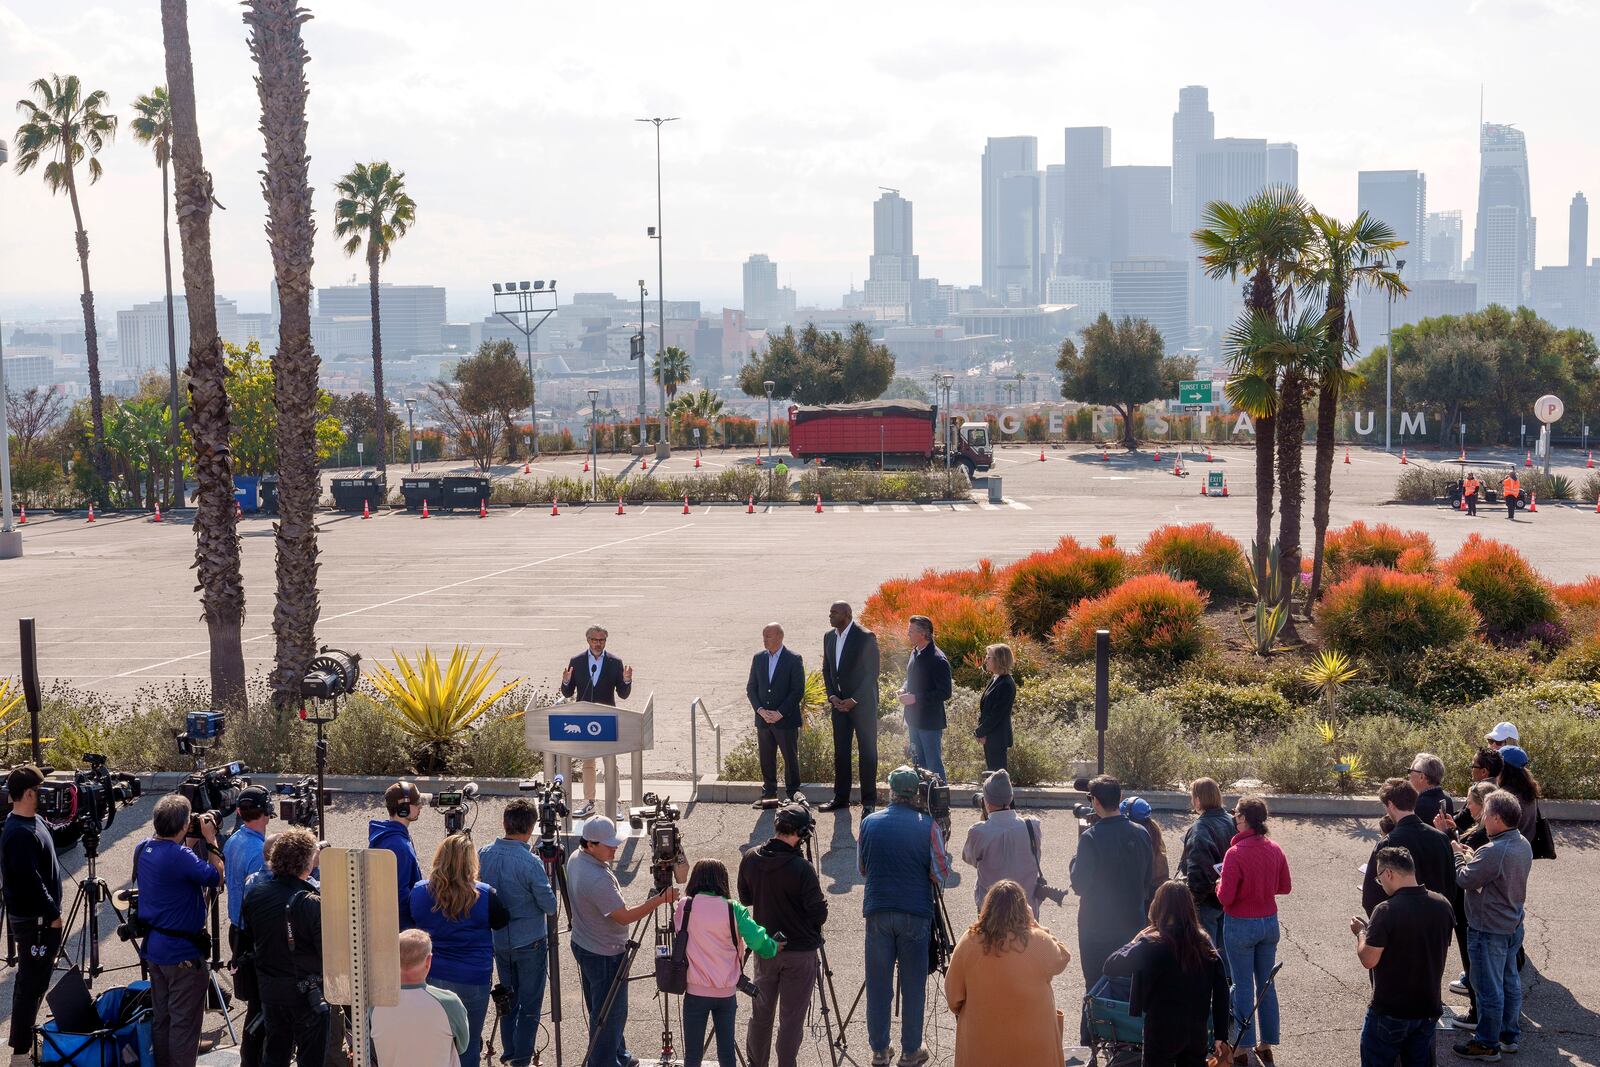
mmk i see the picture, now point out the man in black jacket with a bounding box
[896,615,952,783]
[1069,775,1152,1042]
[1,766,61,1063]
[1176,777,1234,971]
[1408,753,1456,827]
[738,803,829,1067]
[747,624,807,808]
[239,827,327,1067]
[819,602,880,814]
[1363,778,1455,915]
[558,624,633,819]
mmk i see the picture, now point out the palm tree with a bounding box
[669,388,724,421]
[652,345,691,399]
[129,86,187,508]
[1298,210,1406,609]
[333,161,415,473]
[1194,186,1311,586]
[245,0,321,710]
[161,0,247,709]
[13,74,117,486]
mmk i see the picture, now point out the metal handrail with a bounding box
[689,696,725,796]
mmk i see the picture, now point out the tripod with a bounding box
[535,831,573,1067]
[54,821,132,987]
[201,888,240,1048]
[798,833,846,1067]
[580,873,678,1067]
[298,697,340,840]
[841,882,954,1046]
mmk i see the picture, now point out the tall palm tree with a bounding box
[652,345,691,399]
[332,161,415,473]
[245,0,321,710]
[130,86,187,507]
[1299,210,1406,609]
[13,74,117,486]
[161,0,247,709]
[1194,186,1311,586]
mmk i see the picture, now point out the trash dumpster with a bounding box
[442,475,492,511]
[233,476,260,513]
[400,476,444,512]
[259,475,280,515]
[331,471,386,512]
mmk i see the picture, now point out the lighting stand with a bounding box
[298,695,341,840]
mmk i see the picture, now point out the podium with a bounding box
[524,694,654,827]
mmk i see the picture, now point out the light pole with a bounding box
[587,387,600,499]
[633,280,648,454]
[763,380,775,466]
[492,280,557,460]
[404,398,417,472]
[936,373,955,467]
[0,137,19,560]
[637,116,678,460]
[1384,258,1406,452]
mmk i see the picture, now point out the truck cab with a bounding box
[953,421,993,476]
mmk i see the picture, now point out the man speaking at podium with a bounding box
[559,624,632,819]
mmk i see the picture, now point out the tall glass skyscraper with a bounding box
[1474,123,1534,309]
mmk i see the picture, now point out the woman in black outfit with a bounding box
[974,643,1016,773]
[1102,881,1230,1067]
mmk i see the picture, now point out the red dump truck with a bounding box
[787,400,993,475]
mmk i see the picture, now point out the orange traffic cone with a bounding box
[1039,448,1046,462]
[86,504,96,523]
[1172,458,1182,476]
[1200,480,1207,496]
[479,498,487,519]
[420,499,430,519]
[362,499,371,519]
[1458,451,1466,463]
[1344,447,1351,464]
[1222,478,1229,497]
[551,497,561,516]
[682,495,691,515]
[235,500,243,519]
[1399,449,1408,465]
[1101,449,1110,463]
[1528,492,1538,513]
[582,458,590,473]
[616,496,625,515]
[1455,497,1463,511]
[1205,446,1213,462]
[1525,451,1533,468]
[17,505,26,524]
[523,460,531,475]
[814,493,823,513]
[640,456,648,472]
[746,495,755,514]
[694,450,702,469]
[152,502,163,523]
[1153,450,1162,463]
[1589,451,1594,469]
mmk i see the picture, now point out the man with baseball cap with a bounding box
[370,781,427,929]
[568,816,680,1067]
[225,786,275,1067]
[1485,722,1518,749]
[962,770,1045,918]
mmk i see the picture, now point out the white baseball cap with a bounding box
[579,815,623,848]
[1485,722,1520,743]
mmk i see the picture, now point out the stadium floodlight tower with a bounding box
[492,280,558,458]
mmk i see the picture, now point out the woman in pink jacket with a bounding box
[673,859,781,1066]
[1216,795,1292,1066]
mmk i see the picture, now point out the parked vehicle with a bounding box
[787,400,993,475]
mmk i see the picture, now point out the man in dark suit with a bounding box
[819,601,880,814]
[746,623,807,809]
[1362,777,1455,914]
[559,624,633,819]
[897,614,951,783]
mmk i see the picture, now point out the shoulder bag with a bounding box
[656,896,694,994]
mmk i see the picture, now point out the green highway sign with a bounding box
[1179,380,1213,405]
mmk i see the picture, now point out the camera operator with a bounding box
[961,770,1046,918]
[2,766,62,1065]
[1067,776,1151,1012]
[370,781,427,929]
[225,787,274,1067]
[477,799,558,1067]
[137,794,225,1067]
[858,767,951,1067]
[238,828,326,1067]
[737,802,829,1067]
[568,817,681,1067]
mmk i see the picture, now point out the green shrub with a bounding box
[942,689,1076,786]
[1548,633,1600,681]
[1320,567,1479,679]
[1426,701,1600,800]
[1013,666,1136,726]
[1181,730,1257,790]
[1402,641,1535,707]
[1136,523,1251,599]
[449,711,542,779]
[1343,715,1430,788]
[1151,679,1293,737]
[1000,539,1131,639]
[1054,575,1209,665]
[1335,684,1432,724]
[1098,695,1186,790]
[322,695,414,776]
[794,467,971,502]
[1442,534,1562,644]
[1256,717,1336,794]
[1392,465,1457,504]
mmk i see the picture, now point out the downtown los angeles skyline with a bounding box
[2,0,1598,320]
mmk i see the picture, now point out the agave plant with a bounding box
[1303,650,1360,716]
[1243,538,1289,655]
[368,647,521,773]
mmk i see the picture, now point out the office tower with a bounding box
[1473,123,1534,309]
[116,295,247,372]
[1110,259,1189,352]
[1357,170,1427,284]
[1106,166,1174,262]
[1192,138,1269,338]
[742,254,778,323]
[317,283,446,354]
[1061,127,1112,276]
[982,136,1039,300]
[1171,85,1215,235]
[1043,164,1066,279]
[1266,143,1299,189]
[1424,211,1463,278]
[1571,192,1589,268]
[864,188,921,321]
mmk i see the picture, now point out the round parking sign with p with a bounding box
[1535,394,1564,424]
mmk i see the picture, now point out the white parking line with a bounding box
[920,504,940,513]
[890,505,910,513]
[1007,500,1032,510]
[861,505,879,513]
[978,502,999,511]
[832,505,851,513]
[951,504,970,511]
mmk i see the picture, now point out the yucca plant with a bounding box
[1244,538,1289,655]
[1316,720,1366,796]
[369,647,521,773]
[1303,650,1360,717]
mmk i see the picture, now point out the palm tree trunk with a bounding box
[161,156,185,507]
[1276,370,1308,610]
[1253,409,1276,583]
[1307,379,1339,612]
[63,175,110,488]
[246,0,321,710]
[367,239,387,472]
[162,0,247,711]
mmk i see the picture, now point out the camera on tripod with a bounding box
[113,887,143,943]
[174,710,227,759]
[1071,776,1100,836]
[274,777,325,830]
[628,792,682,891]
[908,767,951,836]
[432,782,480,835]
[519,774,568,842]
[177,759,249,837]
[35,753,142,841]
[299,647,361,702]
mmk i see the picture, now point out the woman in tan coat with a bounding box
[945,879,1073,1067]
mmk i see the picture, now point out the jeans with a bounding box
[430,978,489,1067]
[495,941,550,1067]
[746,950,819,1067]
[1468,924,1524,1048]
[573,942,630,1067]
[682,993,738,1067]
[1195,904,1227,980]
[1222,914,1280,1047]
[865,910,931,1056]
[905,723,946,782]
[1359,1009,1436,1067]
[151,961,210,1067]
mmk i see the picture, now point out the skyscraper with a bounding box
[1266,143,1299,189]
[982,136,1039,300]
[1473,123,1534,309]
[742,254,778,323]
[864,188,921,321]
[1110,259,1189,353]
[1424,211,1464,279]
[1570,191,1588,269]
[1192,138,1269,338]
[1170,85,1215,235]
[1106,166,1174,262]
[1357,170,1427,284]
[1061,127,1112,276]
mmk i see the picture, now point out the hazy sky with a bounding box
[2,0,1596,322]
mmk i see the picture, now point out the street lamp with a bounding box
[492,279,558,459]
[632,280,649,454]
[587,387,601,499]
[0,137,19,560]
[637,115,679,460]
[763,380,776,466]
[1385,258,1406,452]
[404,398,417,472]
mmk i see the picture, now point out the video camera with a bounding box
[908,767,951,837]
[274,776,325,830]
[628,792,683,891]
[1071,776,1100,836]
[174,710,226,760]
[299,647,361,702]
[432,782,480,835]
[776,792,815,840]
[36,754,142,838]
[518,774,568,842]
[177,759,249,837]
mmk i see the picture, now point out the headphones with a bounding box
[392,782,419,818]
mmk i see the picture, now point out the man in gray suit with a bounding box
[818,602,880,814]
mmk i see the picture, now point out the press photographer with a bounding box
[225,786,275,1067]
[370,781,427,929]
[737,802,829,1067]
[2,766,61,1066]
[238,827,327,1067]
[136,793,225,1067]
[1067,774,1151,1030]
[961,770,1061,919]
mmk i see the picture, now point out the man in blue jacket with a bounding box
[369,781,426,929]
[746,623,807,808]
[478,799,558,1067]
[896,615,952,783]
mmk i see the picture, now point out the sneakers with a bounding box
[1449,1012,1479,1030]
[1499,1041,1518,1054]
[870,1051,893,1067]
[897,1049,931,1067]
[1452,1038,1502,1061]
[571,801,595,820]
[1451,975,1471,995]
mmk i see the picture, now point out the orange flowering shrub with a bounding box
[1051,574,1209,664]
[1136,523,1251,598]
[1324,521,1437,583]
[999,538,1132,639]
[1442,535,1562,645]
